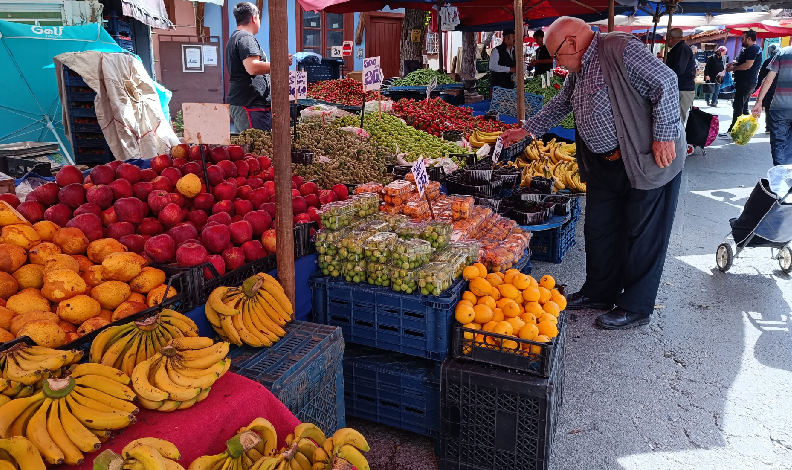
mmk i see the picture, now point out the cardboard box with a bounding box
[347,71,362,83]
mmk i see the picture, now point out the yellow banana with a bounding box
[25,398,65,465]
[179,342,230,370]
[171,337,214,350]
[153,361,201,401]
[247,303,282,341]
[71,363,131,385]
[90,323,135,363]
[0,436,47,470]
[295,423,326,446]
[124,437,180,460]
[166,359,218,389]
[195,387,211,403]
[261,281,294,316]
[177,397,197,410]
[69,390,117,414]
[164,459,187,470]
[4,355,41,385]
[231,312,264,347]
[161,309,199,331]
[15,348,67,371]
[297,439,315,462]
[156,400,181,412]
[58,398,101,452]
[124,444,167,470]
[257,291,291,324]
[332,428,369,453]
[64,395,134,430]
[335,445,370,470]
[74,375,135,401]
[173,359,226,378]
[73,386,138,414]
[209,287,241,316]
[0,391,45,438]
[186,453,227,470]
[220,315,242,346]
[46,400,84,465]
[131,358,169,402]
[99,330,137,368]
[204,302,222,328]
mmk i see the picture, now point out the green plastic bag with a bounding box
[730,115,759,145]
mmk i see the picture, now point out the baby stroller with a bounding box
[716,167,792,273]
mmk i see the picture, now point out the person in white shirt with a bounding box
[489,29,517,89]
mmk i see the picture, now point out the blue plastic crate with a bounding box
[67,87,97,102]
[70,118,101,133]
[112,35,134,52]
[343,345,441,437]
[309,275,466,361]
[68,105,97,118]
[73,147,112,165]
[529,216,577,264]
[63,66,87,87]
[227,321,346,435]
[72,133,107,148]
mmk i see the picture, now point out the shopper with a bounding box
[752,45,792,165]
[665,28,696,124]
[704,46,727,106]
[501,17,685,330]
[489,29,517,90]
[530,30,553,76]
[757,44,779,132]
[725,30,762,134]
[226,2,292,132]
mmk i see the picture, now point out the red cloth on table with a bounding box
[58,372,300,470]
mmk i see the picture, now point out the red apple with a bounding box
[116,163,142,184]
[234,160,250,177]
[189,144,209,161]
[263,181,276,198]
[229,220,253,245]
[107,222,135,240]
[181,162,203,177]
[168,223,199,245]
[176,242,208,266]
[208,212,232,226]
[44,203,72,227]
[151,176,174,192]
[258,156,272,170]
[151,154,173,174]
[213,182,237,201]
[120,234,146,254]
[249,188,269,208]
[138,217,164,236]
[67,213,103,241]
[300,182,319,197]
[260,203,276,220]
[212,200,234,216]
[16,201,45,223]
[107,161,122,171]
[186,210,209,231]
[86,185,113,209]
[209,146,230,163]
[145,234,176,263]
[0,194,20,209]
[193,193,215,211]
[55,165,84,187]
[263,167,275,181]
[108,179,134,200]
[217,160,238,179]
[147,190,171,214]
[227,145,245,161]
[74,203,102,218]
[236,185,253,201]
[319,190,338,204]
[33,182,60,206]
[304,194,320,208]
[245,158,260,174]
[292,196,307,215]
[172,158,187,170]
[233,199,254,218]
[171,143,190,159]
[292,175,304,189]
[201,224,231,254]
[241,240,265,262]
[160,167,182,186]
[133,182,154,202]
[169,192,186,207]
[204,254,225,279]
[222,246,246,271]
[115,197,148,224]
[294,213,312,224]
[332,184,349,201]
[158,203,183,226]
[101,206,118,227]
[248,177,264,190]
[90,165,115,185]
[244,211,272,238]
[140,168,157,182]
[261,229,277,254]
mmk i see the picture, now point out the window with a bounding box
[296,9,352,59]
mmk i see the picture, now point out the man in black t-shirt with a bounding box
[226,2,292,132]
[725,30,762,133]
[530,30,553,76]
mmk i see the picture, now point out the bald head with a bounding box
[544,16,595,73]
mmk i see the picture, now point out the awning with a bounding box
[121,0,174,30]
[589,10,777,30]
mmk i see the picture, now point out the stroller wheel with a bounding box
[779,247,792,274]
[716,243,734,272]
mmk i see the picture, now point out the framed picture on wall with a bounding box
[182,45,204,73]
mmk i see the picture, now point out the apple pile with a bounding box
[16,143,330,279]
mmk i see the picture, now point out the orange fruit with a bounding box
[457,299,473,308]
[512,274,530,290]
[482,320,499,332]
[473,304,494,324]
[527,276,538,288]
[496,298,513,309]
[502,339,519,350]
[486,335,501,346]
[491,308,505,322]
[537,321,558,338]
[493,321,514,337]
[528,335,550,353]
[474,333,485,344]
[455,303,475,324]
[539,275,556,290]
[469,278,492,297]
[486,273,503,287]
[543,301,560,317]
[477,295,497,310]
[550,290,566,310]
[462,266,480,281]
[538,313,558,324]
[462,291,478,304]
[502,301,520,318]
[473,263,487,278]
[490,287,501,301]
[522,287,540,302]
[504,269,520,285]
[537,286,551,304]
[520,310,537,325]
[518,323,539,341]
[495,272,505,280]
[462,322,480,339]
[506,317,525,333]
[525,301,545,317]
[517,303,525,314]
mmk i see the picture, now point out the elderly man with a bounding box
[502,17,685,330]
[666,28,697,123]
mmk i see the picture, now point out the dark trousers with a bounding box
[769,108,792,166]
[728,82,755,132]
[578,144,682,315]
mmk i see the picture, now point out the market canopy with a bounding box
[589,10,778,31]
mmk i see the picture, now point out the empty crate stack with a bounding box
[63,66,113,165]
[104,11,134,52]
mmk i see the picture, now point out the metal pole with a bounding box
[268,0,296,309]
[514,0,524,121]
[664,0,677,63]
[437,0,445,72]
[608,0,615,32]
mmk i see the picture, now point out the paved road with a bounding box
[544,99,792,470]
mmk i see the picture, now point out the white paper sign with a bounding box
[331,46,343,58]
[411,157,429,197]
[492,138,504,163]
[363,57,382,92]
[182,45,203,72]
[426,76,437,100]
[289,71,308,100]
[202,46,218,66]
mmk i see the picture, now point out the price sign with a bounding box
[289,71,308,100]
[411,157,429,197]
[492,137,504,163]
[426,76,437,100]
[331,46,343,57]
[343,40,353,56]
[363,57,382,92]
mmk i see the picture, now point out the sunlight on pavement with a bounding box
[690,187,755,210]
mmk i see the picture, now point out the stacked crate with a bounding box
[63,66,113,165]
[104,11,134,52]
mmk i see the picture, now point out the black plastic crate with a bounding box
[529,216,578,264]
[72,132,107,148]
[73,147,112,165]
[303,65,333,83]
[439,330,565,470]
[294,222,317,258]
[343,345,441,437]
[452,314,565,377]
[392,164,445,183]
[0,157,51,178]
[66,87,97,102]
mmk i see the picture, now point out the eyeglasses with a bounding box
[552,36,582,59]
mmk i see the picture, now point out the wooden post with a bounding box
[268,0,296,309]
[608,0,615,32]
[437,0,445,72]
[514,0,525,121]
[664,0,677,63]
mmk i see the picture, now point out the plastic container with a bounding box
[403,200,430,220]
[227,321,345,435]
[355,182,383,196]
[383,180,413,206]
[371,212,408,231]
[425,181,442,200]
[378,203,404,214]
[432,249,468,279]
[343,345,441,437]
[294,222,317,259]
[339,230,375,261]
[352,219,390,235]
[421,220,453,250]
[364,232,397,263]
[391,267,418,294]
[451,196,474,220]
[318,201,355,230]
[417,262,455,296]
[438,335,564,470]
[396,221,426,240]
[391,238,432,270]
[529,216,578,264]
[450,241,481,265]
[309,274,467,360]
[366,261,391,287]
[350,193,380,218]
[341,258,367,283]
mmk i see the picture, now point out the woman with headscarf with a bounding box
[704,46,728,106]
[757,43,779,132]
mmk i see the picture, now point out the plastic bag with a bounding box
[300,105,351,122]
[293,52,322,64]
[768,165,792,200]
[364,100,393,113]
[730,115,759,145]
[339,127,370,139]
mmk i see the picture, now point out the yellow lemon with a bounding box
[473,304,494,324]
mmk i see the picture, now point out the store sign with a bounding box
[182,103,230,145]
[492,137,504,162]
[331,46,343,58]
[411,29,422,42]
[363,57,382,92]
[289,71,308,100]
[426,76,437,100]
[202,45,218,66]
[411,157,429,196]
[343,40,353,56]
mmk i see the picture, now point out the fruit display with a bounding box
[349,193,379,219]
[369,213,408,231]
[455,265,565,353]
[0,369,137,464]
[0,344,82,398]
[420,220,452,250]
[524,75,575,128]
[395,221,424,240]
[316,228,349,277]
[185,430,263,470]
[417,262,454,296]
[233,122,394,189]
[468,130,509,150]
[451,196,474,220]
[0,436,47,469]
[391,239,431,271]
[88,309,198,377]
[130,337,229,412]
[391,69,456,86]
[433,247,471,279]
[512,140,586,192]
[317,201,354,231]
[205,273,293,347]
[336,113,463,163]
[354,183,383,195]
[363,232,397,264]
[307,78,383,106]
[392,98,513,138]
[93,437,184,470]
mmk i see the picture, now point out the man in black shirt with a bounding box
[704,46,727,106]
[665,28,696,123]
[530,30,553,76]
[725,30,762,133]
[489,29,516,90]
[226,2,291,132]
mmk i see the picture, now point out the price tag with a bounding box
[492,137,504,163]
[331,46,343,57]
[288,71,308,100]
[411,157,429,197]
[363,57,382,92]
[426,76,437,100]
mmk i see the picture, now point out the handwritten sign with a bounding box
[426,76,437,100]
[289,71,308,100]
[411,157,429,197]
[331,46,343,58]
[492,137,504,163]
[363,57,382,92]
[182,103,230,145]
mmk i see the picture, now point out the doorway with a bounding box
[366,12,404,79]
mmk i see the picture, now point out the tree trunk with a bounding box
[461,31,477,79]
[482,32,496,49]
[399,9,426,77]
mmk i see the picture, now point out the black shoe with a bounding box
[595,307,650,330]
[565,291,614,311]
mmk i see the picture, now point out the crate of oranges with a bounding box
[451,262,565,377]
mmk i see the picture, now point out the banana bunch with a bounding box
[308,428,371,470]
[0,365,137,465]
[521,139,576,163]
[0,345,83,396]
[187,430,263,470]
[514,143,586,193]
[206,274,293,347]
[90,309,199,377]
[93,438,184,470]
[131,337,229,412]
[468,130,502,148]
[0,436,47,470]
